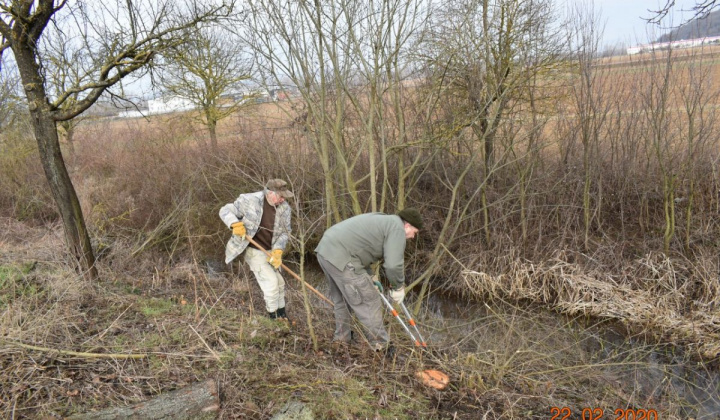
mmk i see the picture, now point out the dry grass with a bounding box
[2,220,719,419]
[460,249,720,359]
[2,48,720,418]
[0,221,448,419]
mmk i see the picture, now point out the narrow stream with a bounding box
[418,295,720,419]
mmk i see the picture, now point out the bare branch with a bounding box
[647,0,719,25]
[50,1,235,120]
[0,16,9,71]
[0,14,12,39]
[0,38,9,62]
[647,1,676,24]
[52,49,154,120]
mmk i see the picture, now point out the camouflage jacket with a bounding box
[219,189,292,264]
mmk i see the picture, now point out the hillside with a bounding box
[657,9,720,41]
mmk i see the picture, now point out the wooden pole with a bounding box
[245,235,333,307]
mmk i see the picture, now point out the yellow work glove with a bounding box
[231,221,246,237]
[267,249,283,269]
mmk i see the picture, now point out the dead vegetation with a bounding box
[459,248,720,359]
[0,218,442,419]
[2,217,719,419]
[1,45,720,418]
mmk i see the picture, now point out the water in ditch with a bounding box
[223,258,720,418]
[414,295,720,419]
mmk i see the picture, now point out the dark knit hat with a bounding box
[397,208,423,230]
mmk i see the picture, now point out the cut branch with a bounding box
[2,339,146,359]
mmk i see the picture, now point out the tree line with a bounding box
[1,1,718,300]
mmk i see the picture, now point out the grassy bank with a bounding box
[1,47,719,418]
[2,218,719,419]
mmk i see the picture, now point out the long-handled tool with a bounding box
[373,281,449,389]
[244,235,333,307]
[371,278,427,348]
[399,301,427,348]
[376,289,423,348]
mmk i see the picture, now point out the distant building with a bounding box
[627,36,720,55]
[266,85,300,102]
[117,109,145,118]
[147,96,195,114]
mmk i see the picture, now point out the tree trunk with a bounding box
[208,114,218,153]
[32,107,98,279]
[15,46,98,281]
[67,379,219,420]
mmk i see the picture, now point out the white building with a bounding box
[147,96,196,114]
[627,36,720,55]
[117,109,145,118]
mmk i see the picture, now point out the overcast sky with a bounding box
[594,0,700,48]
[122,1,704,98]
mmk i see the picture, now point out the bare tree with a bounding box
[0,57,23,130]
[566,2,615,251]
[422,0,565,246]
[637,48,679,255]
[158,25,253,152]
[340,0,430,212]
[675,48,718,251]
[241,0,346,226]
[407,0,566,306]
[0,0,234,280]
[648,0,720,24]
[241,0,431,226]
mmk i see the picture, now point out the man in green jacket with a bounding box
[315,208,423,352]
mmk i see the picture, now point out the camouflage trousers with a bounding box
[244,247,286,312]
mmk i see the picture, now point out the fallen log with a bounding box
[67,379,219,420]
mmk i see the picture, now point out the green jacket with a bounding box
[315,213,406,288]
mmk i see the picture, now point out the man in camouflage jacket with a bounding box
[219,179,293,319]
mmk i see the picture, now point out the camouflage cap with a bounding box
[265,178,294,198]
